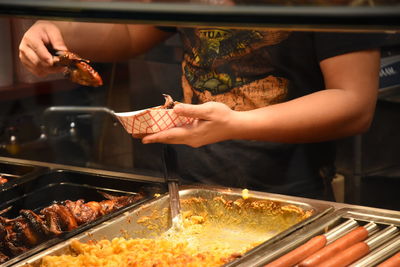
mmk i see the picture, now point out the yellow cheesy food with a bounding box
[40,237,246,267]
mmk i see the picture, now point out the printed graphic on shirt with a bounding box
[180,28,291,111]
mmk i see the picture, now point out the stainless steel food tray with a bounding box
[0,161,47,191]
[15,185,333,267]
[236,207,400,267]
[0,169,164,267]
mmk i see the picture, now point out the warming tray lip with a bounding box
[178,184,333,213]
[0,168,166,212]
[40,168,165,186]
[0,160,49,192]
[0,156,165,184]
[12,185,334,267]
[234,207,400,267]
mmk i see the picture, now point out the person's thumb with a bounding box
[173,103,213,120]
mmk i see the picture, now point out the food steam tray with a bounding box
[0,161,47,191]
[0,170,165,267]
[14,186,333,267]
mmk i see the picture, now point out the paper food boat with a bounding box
[115,106,193,135]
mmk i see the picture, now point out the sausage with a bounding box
[264,235,327,267]
[316,242,370,267]
[299,226,369,267]
[378,252,400,267]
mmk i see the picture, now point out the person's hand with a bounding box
[141,102,240,147]
[19,21,68,77]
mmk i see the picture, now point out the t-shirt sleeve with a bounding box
[313,32,399,62]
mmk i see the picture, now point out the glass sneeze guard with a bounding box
[0,0,399,32]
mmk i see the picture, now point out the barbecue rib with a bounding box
[0,176,8,185]
[0,193,142,263]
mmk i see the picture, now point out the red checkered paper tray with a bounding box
[114,106,194,135]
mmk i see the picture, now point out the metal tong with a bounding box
[162,144,183,231]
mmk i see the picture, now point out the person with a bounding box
[19,20,388,200]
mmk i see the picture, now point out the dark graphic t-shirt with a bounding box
[160,27,390,199]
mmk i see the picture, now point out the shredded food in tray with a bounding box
[41,237,248,267]
[40,212,255,267]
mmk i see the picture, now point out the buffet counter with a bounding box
[1,157,399,267]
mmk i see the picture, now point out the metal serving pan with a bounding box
[0,161,47,191]
[0,169,165,206]
[15,186,333,267]
[0,169,166,267]
[238,208,400,266]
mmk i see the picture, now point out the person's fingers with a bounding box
[173,103,214,120]
[23,22,68,66]
[46,25,68,52]
[20,37,52,73]
[20,29,53,67]
[20,44,47,68]
[18,22,70,78]
[132,133,148,139]
[20,45,64,76]
[19,47,47,76]
[142,127,190,144]
[29,41,54,66]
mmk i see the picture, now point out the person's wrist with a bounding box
[227,110,246,140]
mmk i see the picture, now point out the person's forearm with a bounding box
[45,21,132,61]
[233,88,377,143]
[46,21,170,62]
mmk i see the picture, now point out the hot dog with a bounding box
[264,219,358,267]
[315,242,370,267]
[317,225,398,267]
[264,235,327,267]
[377,252,400,267]
[299,226,370,266]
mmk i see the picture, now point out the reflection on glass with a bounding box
[5,0,400,6]
[0,0,399,203]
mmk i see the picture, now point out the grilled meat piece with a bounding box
[0,223,9,259]
[84,201,104,217]
[41,210,63,236]
[99,192,143,210]
[56,204,79,230]
[64,199,100,225]
[0,222,6,240]
[0,217,28,256]
[65,194,141,225]
[4,241,28,256]
[41,204,78,232]
[0,193,143,263]
[0,176,8,185]
[54,50,103,87]
[99,200,119,214]
[20,210,51,238]
[0,250,9,263]
[13,219,42,246]
[0,206,12,216]
[0,217,23,241]
[161,94,175,109]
